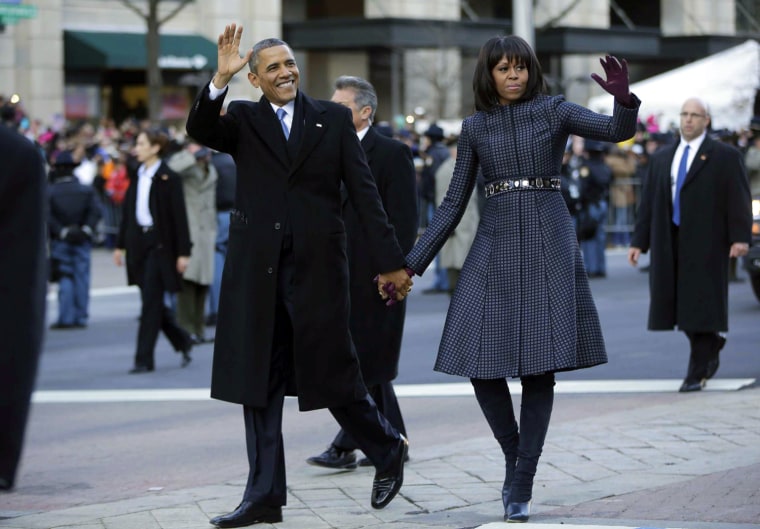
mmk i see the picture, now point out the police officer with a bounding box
[561,136,611,277]
[578,139,612,278]
[48,151,102,329]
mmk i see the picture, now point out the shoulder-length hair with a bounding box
[472,35,547,112]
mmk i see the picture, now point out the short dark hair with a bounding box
[472,35,547,112]
[248,38,291,74]
[334,75,378,122]
[140,127,171,156]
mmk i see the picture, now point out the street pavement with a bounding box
[1,249,759,529]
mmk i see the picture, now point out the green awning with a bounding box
[64,30,217,70]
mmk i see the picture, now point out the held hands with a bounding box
[375,268,414,306]
[214,23,253,89]
[730,242,749,258]
[590,55,631,107]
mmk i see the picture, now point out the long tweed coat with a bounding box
[406,94,640,378]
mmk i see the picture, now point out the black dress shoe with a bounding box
[678,379,704,392]
[371,435,408,509]
[705,335,726,380]
[506,500,531,522]
[358,452,410,467]
[306,445,357,470]
[128,365,154,374]
[178,341,192,367]
[0,477,13,491]
[209,502,282,528]
[50,322,76,330]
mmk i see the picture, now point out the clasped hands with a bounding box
[375,268,414,306]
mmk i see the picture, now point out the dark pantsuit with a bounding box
[134,230,191,368]
[242,242,401,505]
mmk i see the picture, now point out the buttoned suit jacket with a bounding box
[631,135,751,331]
[117,161,192,292]
[186,86,405,411]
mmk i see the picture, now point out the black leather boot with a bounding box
[508,373,555,521]
[471,378,519,517]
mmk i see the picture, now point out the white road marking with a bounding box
[31,379,755,403]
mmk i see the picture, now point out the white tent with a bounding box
[587,40,760,132]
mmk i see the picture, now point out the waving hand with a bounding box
[213,24,254,89]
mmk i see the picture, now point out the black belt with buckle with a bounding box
[139,225,155,233]
[485,177,561,198]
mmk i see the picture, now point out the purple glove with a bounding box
[590,55,631,107]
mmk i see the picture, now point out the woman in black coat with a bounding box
[114,129,193,373]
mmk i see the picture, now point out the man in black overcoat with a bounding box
[629,97,751,392]
[306,76,418,470]
[0,121,47,490]
[186,25,413,527]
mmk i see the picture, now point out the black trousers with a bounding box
[684,331,721,382]
[241,243,401,506]
[133,230,190,368]
[332,381,407,452]
[672,224,721,382]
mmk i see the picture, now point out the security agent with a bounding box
[47,151,102,329]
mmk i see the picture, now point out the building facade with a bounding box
[0,0,757,129]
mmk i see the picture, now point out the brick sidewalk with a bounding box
[2,388,758,529]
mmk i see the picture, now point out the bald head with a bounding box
[679,97,710,142]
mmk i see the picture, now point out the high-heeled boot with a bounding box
[470,378,518,518]
[507,373,555,523]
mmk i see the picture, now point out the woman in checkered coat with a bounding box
[404,36,640,522]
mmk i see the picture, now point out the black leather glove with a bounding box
[590,55,631,107]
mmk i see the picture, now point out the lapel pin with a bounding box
[161,174,169,180]
[700,154,707,160]
[316,123,323,128]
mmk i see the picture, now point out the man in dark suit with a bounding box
[0,120,47,490]
[186,24,413,528]
[306,76,418,470]
[629,97,751,392]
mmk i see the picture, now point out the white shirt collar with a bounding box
[356,125,370,141]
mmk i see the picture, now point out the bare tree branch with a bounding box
[159,0,194,25]
[118,0,147,21]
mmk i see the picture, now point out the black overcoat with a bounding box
[186,87,406,411]
[631,136,752,332]
[0,124,47,485]
[343,127,418,385]
[117,162,192,292]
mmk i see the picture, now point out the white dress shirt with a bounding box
[671,131,706,203]
[136,160,161,227]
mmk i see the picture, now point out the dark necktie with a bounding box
[276,108,290,140]
[672,144,690,225]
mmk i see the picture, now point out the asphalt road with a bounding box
[37,249,760,390]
